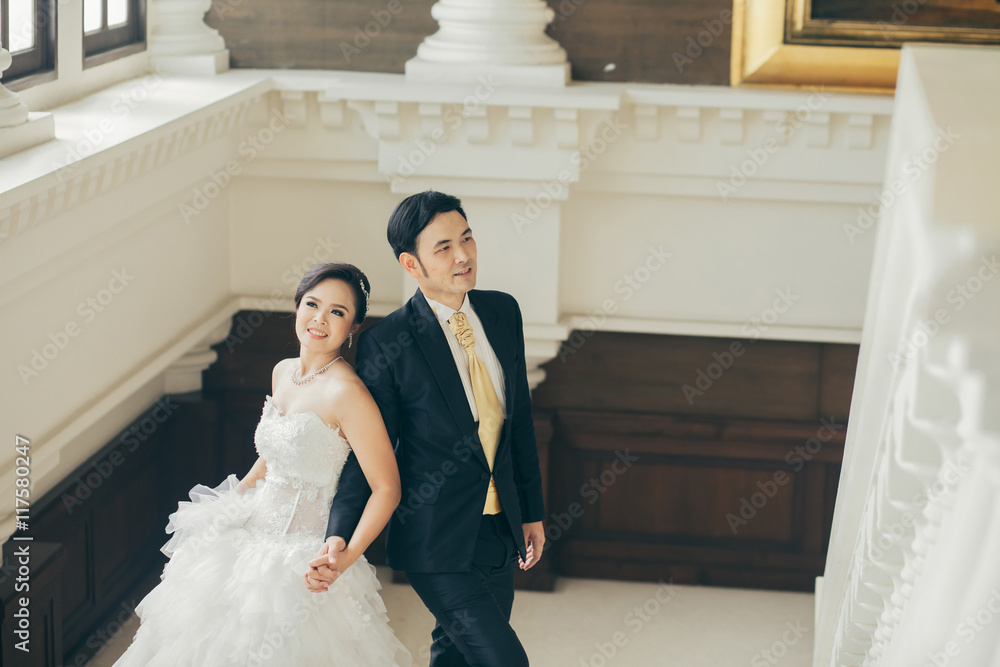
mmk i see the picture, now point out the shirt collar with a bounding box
[424,293,470,323]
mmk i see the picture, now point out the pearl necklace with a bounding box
[291,356,343,385]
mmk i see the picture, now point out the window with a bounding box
[83,0,145,66]
[1,0,56,86]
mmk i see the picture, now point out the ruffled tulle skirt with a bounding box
[113,475,412,667]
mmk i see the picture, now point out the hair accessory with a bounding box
[359,277,369,311]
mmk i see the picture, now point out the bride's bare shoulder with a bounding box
[271,358,297,388]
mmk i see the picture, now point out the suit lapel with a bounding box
[409,289,491,471]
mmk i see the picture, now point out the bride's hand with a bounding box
[304,536,355,593]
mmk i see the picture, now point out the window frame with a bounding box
[2,0,57,91]
[82,0,146,69]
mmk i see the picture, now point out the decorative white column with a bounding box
[149,0,230,75]
[405,0,570,87]
[0,42,55,159]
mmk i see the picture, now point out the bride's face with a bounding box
[294,278,359,354]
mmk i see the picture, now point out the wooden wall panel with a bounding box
[535,331,858,591]
[2,397,222,665]
[206,0,732,85]
[536,332,839,422]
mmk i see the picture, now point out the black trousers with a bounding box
[405,513,529,667]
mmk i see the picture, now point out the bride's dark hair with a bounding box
[294,262,371,324]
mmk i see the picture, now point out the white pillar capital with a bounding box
[149,0,230,75]
[405,0,570,87]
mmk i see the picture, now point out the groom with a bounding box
[306,190,546,666]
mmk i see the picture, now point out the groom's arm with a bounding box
[325,329,399,542]
[508,296,546,523]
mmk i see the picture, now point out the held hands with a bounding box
[303,536,357,593]
[518,521,545,571]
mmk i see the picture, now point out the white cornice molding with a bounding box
[0,70,895,228]
[0,77,271,247]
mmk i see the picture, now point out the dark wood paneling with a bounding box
[206,0,731,85]
[546,0,732,84]
[1,543,66,667]
[819,343,860,422]
[536,332,827,422]
[2,395,220,665]
[535,331,857,591]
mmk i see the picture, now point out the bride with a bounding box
[114,262,412,666]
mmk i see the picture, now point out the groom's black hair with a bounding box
[386,190,467,260]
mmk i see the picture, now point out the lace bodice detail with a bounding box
[244,395,352,539]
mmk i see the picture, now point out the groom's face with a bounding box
[406,210,477,306]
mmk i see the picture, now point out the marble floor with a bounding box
[92,568,815,667]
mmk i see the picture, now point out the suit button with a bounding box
[481,472,490,481]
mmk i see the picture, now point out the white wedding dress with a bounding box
[113,395,412,667]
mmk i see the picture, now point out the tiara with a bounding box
[359,277,369,310]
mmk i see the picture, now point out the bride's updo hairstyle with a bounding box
[294,262,371,324]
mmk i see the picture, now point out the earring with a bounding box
[348,332,353,348]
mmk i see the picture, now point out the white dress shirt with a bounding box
[424,293,507,420]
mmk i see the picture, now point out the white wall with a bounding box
[0,69,895,542]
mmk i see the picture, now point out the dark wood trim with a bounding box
[3,0,57,86]
[83,0,145,62]
[82,40,146,69]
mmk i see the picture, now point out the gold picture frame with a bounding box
[731,0,898,92]
[732,0,1000,92]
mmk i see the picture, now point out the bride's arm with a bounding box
[313,378,401,580]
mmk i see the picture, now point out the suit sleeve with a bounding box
[508,296,546,523]
[325,329,399,541]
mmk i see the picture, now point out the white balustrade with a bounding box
[814,43,1000,667]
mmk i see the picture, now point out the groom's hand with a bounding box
[304,536,348,593]
[518,521,545,571]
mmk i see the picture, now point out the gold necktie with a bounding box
[448,312,504,515]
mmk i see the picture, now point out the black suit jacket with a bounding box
[326,288,546,573]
